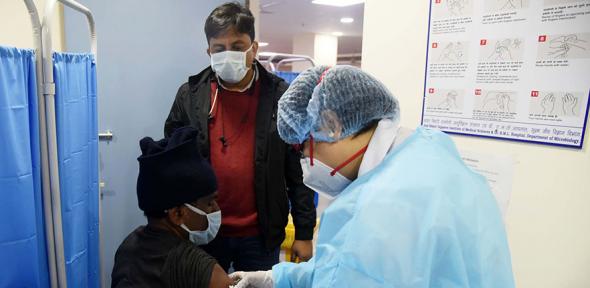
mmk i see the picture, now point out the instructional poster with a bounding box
[422,0,590,148]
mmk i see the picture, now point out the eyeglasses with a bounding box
[291,135,314,164]
[291,144,303,158]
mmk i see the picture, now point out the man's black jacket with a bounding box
[164,62,316,249]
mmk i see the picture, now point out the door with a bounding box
[63,0,229,285]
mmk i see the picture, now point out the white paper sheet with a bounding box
[460,149,515,217]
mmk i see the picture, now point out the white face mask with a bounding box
[210,45,253,84]
[300,157,352,199]
[180,203,221,245]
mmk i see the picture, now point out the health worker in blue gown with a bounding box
[231,65,515,288]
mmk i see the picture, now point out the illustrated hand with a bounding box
[495,94,508,112]
[541,93,555,114]
[445,92,458,109]
[482,93,498,110]
[291,240,313,262]
[498,93,511,112]
[562,93,578,116]
[229,270,273,288]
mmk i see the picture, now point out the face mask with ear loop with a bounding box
[180,203,221,245]
[210,44,254,84]
[300,135,369,199]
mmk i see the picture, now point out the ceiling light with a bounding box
[258,42,269,47]
[340,17,354,23]
[332,31,344,37]
[312,0,365,7]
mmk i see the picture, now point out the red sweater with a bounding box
[208,80,260,237]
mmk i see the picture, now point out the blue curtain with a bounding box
[275,71,300,84]
[53,52,99,288]
[0,46,50,287]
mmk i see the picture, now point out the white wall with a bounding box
[362,1,590,288]
[293,33,317,71]
[293,33,338,71]
[249,0,260,42]
[314,34,338,66]
[0,0,65,51]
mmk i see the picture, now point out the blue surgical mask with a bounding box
[180,203,221,245]
[210,45,253,84]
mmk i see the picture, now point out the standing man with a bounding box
[164,2,316,272]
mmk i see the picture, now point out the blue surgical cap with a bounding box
[277,65,400,144]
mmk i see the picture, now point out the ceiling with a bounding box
[257,0,364,55]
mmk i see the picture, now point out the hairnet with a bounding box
[277,65,399,144]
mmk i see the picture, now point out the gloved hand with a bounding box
[229,270,273,288]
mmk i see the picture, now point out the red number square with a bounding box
[435,0,441,3]
[480,39,487,46]
[538,35,547,42]
[432,42,438,48]
[475,89,482,95]
[531,91,539,97]
[429,88,435,94]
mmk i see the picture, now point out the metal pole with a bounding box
[41,0,68,286]
[58,0,97,61]
[22,1,59,287]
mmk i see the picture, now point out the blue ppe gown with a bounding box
[273,127,515,288]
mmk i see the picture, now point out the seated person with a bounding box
[111,127,233,288]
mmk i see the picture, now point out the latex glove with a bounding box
[230,270,273,288]
[291,240,313,262]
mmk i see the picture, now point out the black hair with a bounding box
[204,2,255,44]
[353,119,380,138]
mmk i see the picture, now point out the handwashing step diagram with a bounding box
[537,33,590,60]
[422,0,590,148]
[480,38,525,61]
[431,0,474,19]
[478,90,516,113]
[425,89,465,113]
[485,0,530,13]
[529,91,587,118]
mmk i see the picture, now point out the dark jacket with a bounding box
[111,226,215,288]
[164,62,316,249]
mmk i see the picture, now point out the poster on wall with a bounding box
[421,0,590,148]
